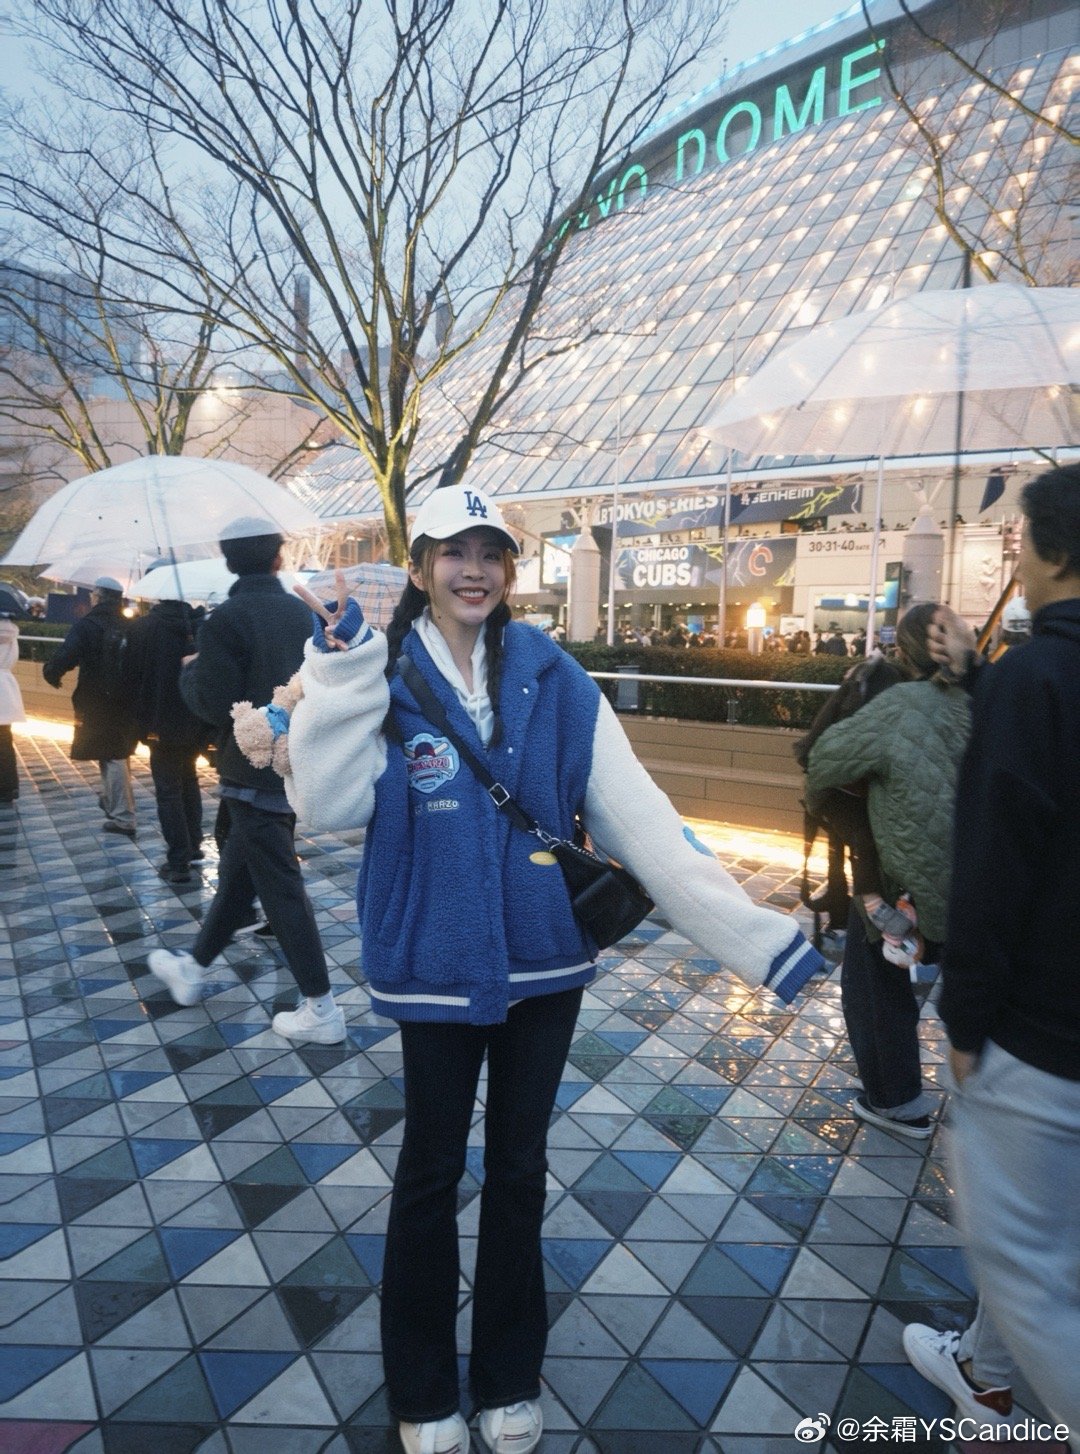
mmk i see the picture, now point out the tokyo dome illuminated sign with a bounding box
[551,38,886,247]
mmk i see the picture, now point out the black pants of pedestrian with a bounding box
[840,904,940,1112]
[381,985,584,1423]
[148,742,202,870]
[192,797,329,997]
[0,725,17,800]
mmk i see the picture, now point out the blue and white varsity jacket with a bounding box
[284,618,823,1024]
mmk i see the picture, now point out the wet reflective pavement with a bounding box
[0,731,1053,1452]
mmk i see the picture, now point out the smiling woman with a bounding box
[408,530,515,689]
[251,479,826,1454]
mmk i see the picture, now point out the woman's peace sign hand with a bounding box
[294,571,360,651]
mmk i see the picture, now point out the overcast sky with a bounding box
[0,1,854,104]
[727,0,854,65]
[674,0,855,109]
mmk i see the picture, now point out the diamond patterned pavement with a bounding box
[0,730,1057,1453]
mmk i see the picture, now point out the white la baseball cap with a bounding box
[408,485,519,555]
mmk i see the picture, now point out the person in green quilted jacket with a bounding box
[806,603,971,1138]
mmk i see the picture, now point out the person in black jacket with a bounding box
[42,576,138,835]
[902,464,1080,1444]
[124,585,210,884]
[146,522,341,1045]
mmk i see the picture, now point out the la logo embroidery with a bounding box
[464,491,488,519]
[404,733,461,795]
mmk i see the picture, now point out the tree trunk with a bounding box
[379,457,409,566]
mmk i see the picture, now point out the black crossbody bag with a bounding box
[398,655,654,949]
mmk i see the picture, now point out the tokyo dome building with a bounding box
[291,0,1077,637]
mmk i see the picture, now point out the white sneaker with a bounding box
[147,949,208,1007]
[399,1411,471,1454]
[271,999,346,1044]
[478,1401,542,1453]
[902,1323,1016,1425]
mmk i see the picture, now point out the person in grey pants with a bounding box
[905,464,1080,1448]
[42,577,138,835]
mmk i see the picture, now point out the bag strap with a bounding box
[800,805,819,906]
[397,654,552,843]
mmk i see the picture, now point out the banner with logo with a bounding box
[603,480,862,536]
[599,492,724,536]
[615,543,715,589]
[614,536,796,591]
[722,536,797,589]
[729,481,863,525]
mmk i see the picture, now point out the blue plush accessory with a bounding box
[264,703,291,739]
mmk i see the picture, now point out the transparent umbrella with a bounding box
[708,283,1080,645]
[3,455,323,569]
[131,557,313,605]
[39,555,154,594]
[708,283,1079,459]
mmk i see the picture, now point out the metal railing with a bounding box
[587,670,835,693]
[20,637,841,694]
[18,639,837,726]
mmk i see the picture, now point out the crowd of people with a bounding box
[590,622,868,653]
[1,463,1076,1454]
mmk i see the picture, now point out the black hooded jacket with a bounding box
[124,600,210,750]
[940,598,1080,1079]
[179,573,311,792]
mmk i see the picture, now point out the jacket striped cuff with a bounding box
[765,931,827,1003]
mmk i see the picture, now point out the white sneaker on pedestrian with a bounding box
[398,1411,471,1454]
[147,949,209,1007]
[271,999,346,1044]
[478,1400,542,1453]
[902,1323,1016,1424]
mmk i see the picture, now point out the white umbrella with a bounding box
[3,455,323,568]
[708,283,1080,645]
[131,556,312,604]
[302,562,408,631]
[708,284,1080,458]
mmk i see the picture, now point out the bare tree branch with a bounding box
[7,0,732,560]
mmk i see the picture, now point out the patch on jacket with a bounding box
[404,733,460,795]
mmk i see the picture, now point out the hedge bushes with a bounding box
[16,623,846,729]
[563,643,847,729]
[16,622,68,663]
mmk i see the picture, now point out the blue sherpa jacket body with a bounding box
[358,624,598,1024]
[281,613,823,1024]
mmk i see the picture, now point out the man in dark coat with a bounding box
[819,623,849,656]
[43,576,138,835]
[124,585,210,884]
[147,521,342,1046]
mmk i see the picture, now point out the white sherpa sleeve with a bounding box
[581,696,823,1003]
[283,631,390,831]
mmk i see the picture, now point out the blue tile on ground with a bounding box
[198,1349,297,1418]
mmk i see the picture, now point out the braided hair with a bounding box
[383,534,517,746]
